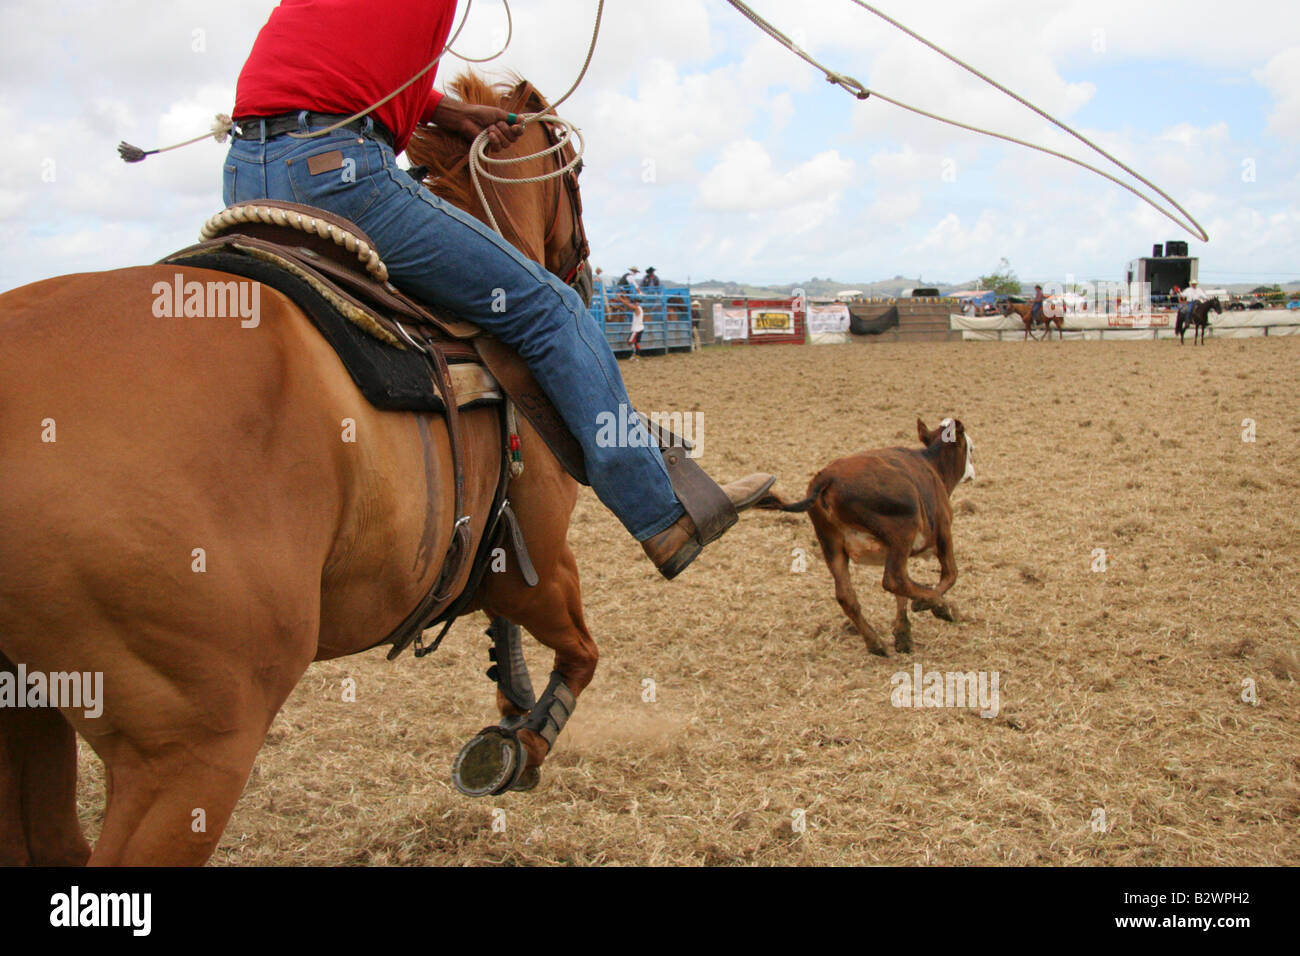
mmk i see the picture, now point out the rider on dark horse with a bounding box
[1179,280,1206,327]
[1030,284,1046,327]
[224,0,774,579]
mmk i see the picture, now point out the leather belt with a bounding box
[232,112,395,150]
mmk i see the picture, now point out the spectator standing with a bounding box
[616,294,645,360]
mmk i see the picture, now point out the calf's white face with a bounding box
[939,417,976,483]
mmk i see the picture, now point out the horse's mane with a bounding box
[406,71,526,213]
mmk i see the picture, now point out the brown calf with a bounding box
[758,418,975,656]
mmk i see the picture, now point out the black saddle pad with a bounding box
[169,249,443,412]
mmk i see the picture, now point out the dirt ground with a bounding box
[75,336,1300,865]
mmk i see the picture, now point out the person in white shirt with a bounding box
[1180,280,1206,324]
[1177,280,1208,333]
[615,294,646,359]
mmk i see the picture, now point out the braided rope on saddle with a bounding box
[199,202,389,282]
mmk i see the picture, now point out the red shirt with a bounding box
[233,0,457,155]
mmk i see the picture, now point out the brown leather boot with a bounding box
[641,473,775,579]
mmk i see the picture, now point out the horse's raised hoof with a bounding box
[451,726,526,797]
[510,766,542,792]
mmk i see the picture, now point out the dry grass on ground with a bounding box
[76,336,1300,864]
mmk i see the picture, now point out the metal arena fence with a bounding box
[592,285,694,356]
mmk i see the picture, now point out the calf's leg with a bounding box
[907,524,960,621]
[811,516,889,656]
[891,595,913,654]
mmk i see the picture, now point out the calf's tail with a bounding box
[755,479,827,513]
[755,492,815,513]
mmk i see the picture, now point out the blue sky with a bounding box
[1,0,1297,291]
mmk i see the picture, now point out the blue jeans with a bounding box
[222,118,683,540]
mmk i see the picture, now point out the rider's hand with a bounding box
[431,98,523,152]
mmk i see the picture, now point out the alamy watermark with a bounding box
[595,402,704,458]
[49,886,150,936]
[0,664,103,718]
[890,664,999,718]
[152,273,261,327]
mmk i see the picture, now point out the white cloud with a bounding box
[1,0,1298,290]
[1255,47,1300,143]
[696,140,855,212]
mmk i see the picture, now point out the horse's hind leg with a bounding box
[0,654,90,865]
[88,725,272,866]
[81,625,316,865]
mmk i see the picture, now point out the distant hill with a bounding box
[684,276,966,298]
[678,276,1300,298]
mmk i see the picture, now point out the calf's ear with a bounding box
[916,418,930,444]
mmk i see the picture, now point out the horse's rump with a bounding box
[0,265,486,660]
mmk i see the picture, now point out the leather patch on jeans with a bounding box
[306,150,345,175]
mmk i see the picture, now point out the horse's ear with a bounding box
[505,78,528,105]
[917,418,930,444]
[503,78,547,115]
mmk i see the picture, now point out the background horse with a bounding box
[1001,300,1064,340]
[0,73,592,865]
[1176,296,1221,345]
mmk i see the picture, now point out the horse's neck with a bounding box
[468,144,553,264]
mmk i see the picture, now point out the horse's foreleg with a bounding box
[484,616,536,726]
[470,547,597,793]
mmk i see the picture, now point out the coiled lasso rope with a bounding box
[725,0,1209,242]
[465,0,604,236]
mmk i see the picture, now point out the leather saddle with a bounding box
[164,199,587,483]
[159,199,583,656]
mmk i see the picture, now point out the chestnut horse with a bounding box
[1001,300,1064,340]
[0,74,593,865]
